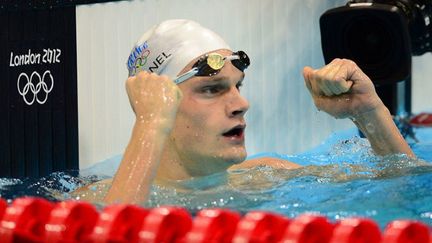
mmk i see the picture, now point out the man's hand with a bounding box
[303,58,383,119]
[126,71,183,132]
[303,58,414,157]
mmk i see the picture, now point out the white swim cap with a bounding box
[127,19,231,78]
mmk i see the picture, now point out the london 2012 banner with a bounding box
[0,5,78,177]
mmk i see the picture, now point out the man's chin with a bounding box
[223,150,247,165]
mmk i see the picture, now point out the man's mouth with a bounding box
[222,125,246,138]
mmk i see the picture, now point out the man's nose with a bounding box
[226,88,249,118]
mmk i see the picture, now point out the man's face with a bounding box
[167,49,250,174]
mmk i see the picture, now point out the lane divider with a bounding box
[410,113,432,127]
[382,220,431,243]
[330,217,381,243]
[186,208,241,243]
[139,206,192,243]
[233,211,290,242]
[45,201,99,242]
[91,204,149,243]
[0,197,430,243]
[282,214,334,243]
[0,198,6,220]
[0,197,54,243]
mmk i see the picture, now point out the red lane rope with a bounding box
[139,206,192,243]
[0,198,6,220]
[330,217,382,243]
[0,197,430,243]
[410,113,432,127]
[186,208,241,243]
[233,211,290,242]
[45,201,99,242]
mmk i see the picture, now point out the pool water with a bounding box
[1,126,431,228]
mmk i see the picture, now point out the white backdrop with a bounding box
[76,0,432,168]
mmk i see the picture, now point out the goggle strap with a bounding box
[224,55,240,61]
[174,67,199,84]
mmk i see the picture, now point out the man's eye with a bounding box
[201,85,223,94]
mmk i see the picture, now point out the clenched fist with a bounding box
[303,58,384,119]
[126,71,183,132]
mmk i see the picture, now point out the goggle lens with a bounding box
[174,50,250,84]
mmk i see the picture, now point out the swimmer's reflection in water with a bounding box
[77,19,415,205]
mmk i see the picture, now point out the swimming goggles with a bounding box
[174,51,250,84]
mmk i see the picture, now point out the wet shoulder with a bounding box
[229,157,301,170]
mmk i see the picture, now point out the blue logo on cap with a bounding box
[127,41,150,75]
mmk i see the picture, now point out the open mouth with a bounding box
[222,125,245,138]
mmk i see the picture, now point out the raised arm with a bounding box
[303,58,414,157]
[104,71,182,204]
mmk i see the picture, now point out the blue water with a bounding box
[1,126,431,228]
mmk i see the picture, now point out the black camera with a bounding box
[320,0,432,85]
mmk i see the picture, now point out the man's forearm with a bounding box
[352,105,414,157]
[104,121,169,204]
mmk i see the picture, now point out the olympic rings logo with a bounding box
[132,49,151,75]
[17,70,54,105]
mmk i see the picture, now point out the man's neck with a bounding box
[156,146,192,181]
[155,139,233,181]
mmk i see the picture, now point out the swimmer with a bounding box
[103,19,414,204]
